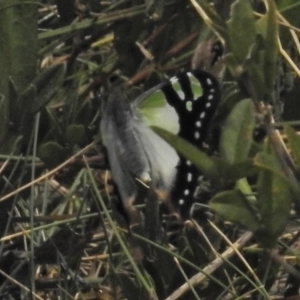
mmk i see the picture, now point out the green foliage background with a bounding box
[1,0,300,299]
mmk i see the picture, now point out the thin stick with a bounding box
[165,231,253,300]
[0,268,44,300]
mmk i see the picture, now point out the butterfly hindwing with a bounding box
[160,70,221,217]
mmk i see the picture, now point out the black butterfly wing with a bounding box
[161,70,221,218]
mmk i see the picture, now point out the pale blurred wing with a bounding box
[102,88,151,182]
[134,120,179,199]
[101,115,138,206]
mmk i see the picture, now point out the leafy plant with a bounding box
[1,0,300,299]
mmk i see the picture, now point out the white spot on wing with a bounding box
[186,101,192,111]
[196,121,202,128]
[187,173,192,182]
[200,112,206,119]
[205,102,211,108]
[208,94,214,100]
[176,91,184,100]
[170,77,179,84]
[179,199,184,205]
[184,189,189,196]
[194,131,200,139]
[186,160,191,166]
[136,122,179,192]
[206,78,212,85]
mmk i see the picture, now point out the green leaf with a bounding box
[254,152,288,181]
[220,99,255,164]
[0,0,38,98]
[0,0,38,147]
[284,125,300,170]
[263,0,279,102]
[0,133,23,154]
[256,169,292,246]
[31,64,66,114]
[243,50,266,101]
[66,124,86,145]
[257,169,273,224]
[17,84,37,116]
[227,0,256,63]
[38,142,68,168]
[221,158,258,181]
[14,84,37,130]
[153,126,219,180]
[209,190,260,231]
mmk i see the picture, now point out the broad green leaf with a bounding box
[66,125,86,145]
[0,133,23,154]
[209,190,260,231]
[31,63,66,114]
[284,125,300,170]
[0,0,38,98]
[220,99,255,164]
[257,169,273,224]
[243,42,266,101]
[254,152,288,181]
[38,142,68,168]
[14,84,37,132]
[255,144,300,212]
[256,169,292,247]
[227,0,256,63]
[45,107,64,140]
[153,126,219,180]
[269,174,291,238]
[0,0,38,148]
[263,0,279,103]
[223,53,240,83]
[220,158,258,181]
[17,84,37,116]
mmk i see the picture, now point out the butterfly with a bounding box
[100,69,220,222]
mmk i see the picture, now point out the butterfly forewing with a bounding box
[101,86,179,216]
